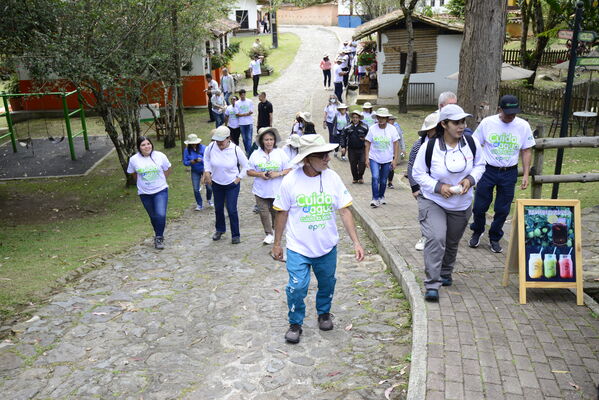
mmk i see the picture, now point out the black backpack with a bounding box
[424,135,476,173]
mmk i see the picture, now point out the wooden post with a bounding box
[531,125,544,199]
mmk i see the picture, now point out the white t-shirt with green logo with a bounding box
[248,148,290,199]
[274,168,352,258]
[127,151,171,195]
[473,114,535,167]
[365,124,399,164]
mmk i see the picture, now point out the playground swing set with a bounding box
[0,89,89,160]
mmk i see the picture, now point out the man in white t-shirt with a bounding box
[364,107,400,207]
[234,89,254,156]
[272,134,364,344]
[332,58,346,103]
[249,55,264,96]
[220,68,235,105]
[469,95,535,253]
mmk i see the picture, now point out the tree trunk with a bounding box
[525,0,552,86]
[457,0,507,130]
[397,10,414,113]
[519,0,533,68]
[92,89,137,186]
[397,1,419,114]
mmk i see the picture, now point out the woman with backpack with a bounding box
[203,126,249,244]
[412,105,485,302]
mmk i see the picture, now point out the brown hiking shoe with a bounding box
[285,324,302,343]
[318,313,334,331]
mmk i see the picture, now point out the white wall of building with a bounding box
[376,33,462,105]
[419,0,448,14]
[228,0,258,30]
[182,31,234,77]
[338,0,364,15]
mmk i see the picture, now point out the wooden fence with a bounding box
[499,85,599,117]
[503,49,573,66]
[530,127,599,198]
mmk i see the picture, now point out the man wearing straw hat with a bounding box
[272,134,364,344]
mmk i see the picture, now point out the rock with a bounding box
[44,343,86,363]
[0,351,24,371]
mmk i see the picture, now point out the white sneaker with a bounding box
[195,205,203,211]
[380,197,387,204]
[341,155,347,161]
[208,200,214,207]
[415,236,426,251]
[263,234,274,245]
[370,200,379,208]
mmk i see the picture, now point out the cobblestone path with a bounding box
[0,27,412,399]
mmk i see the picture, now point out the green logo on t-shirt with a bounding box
[297,191,334,225]
[373,135,391,150]
[488,132,520,160]
[256,160,280,171]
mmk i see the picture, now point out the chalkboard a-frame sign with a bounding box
[503,199,584,305]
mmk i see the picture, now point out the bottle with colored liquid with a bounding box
[543,254,557,279]
[559,254,573,279]
[528,253,543,279]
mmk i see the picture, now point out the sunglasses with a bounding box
[309,151,332,160]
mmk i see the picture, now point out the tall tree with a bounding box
[1,0,228,185]
[457,0,507,129]
[396,1,419,114]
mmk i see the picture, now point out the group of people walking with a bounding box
[126,40,534,342]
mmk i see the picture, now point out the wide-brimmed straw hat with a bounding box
[362,102,373,109]
[350,110,362,117]
[337,103,348,109]
[298,111,312,123]
[418,112,440,135]
[290,134,339,164]
[374,107,392,118]
[184,134,202,145]
[256,127,281,147]
[438,104,472,123]
[211,125,231,141]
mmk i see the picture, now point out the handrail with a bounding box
[0,90,79,98]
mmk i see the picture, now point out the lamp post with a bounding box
[270,0,278,49]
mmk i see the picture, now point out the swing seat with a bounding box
[48,136,65,144]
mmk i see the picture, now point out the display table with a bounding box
[573,111,597,136]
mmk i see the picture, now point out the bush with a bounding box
[446,0,465,18]
[210,42,241,70]
[357,52,375,66]
[247,44,270,62]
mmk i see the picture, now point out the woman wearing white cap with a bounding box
[323,94,339,140]
[203,126,249,244]
[361,102,376,127]
[412,104,485,302]
[364,107,400,207]
[407,112,438,251]
[332,103,349,159]
[246,127,291,244]
[271,134,364,344]
[182,134,213,211]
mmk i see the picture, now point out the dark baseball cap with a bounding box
[499,94,521,115]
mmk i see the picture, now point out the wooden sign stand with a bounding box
[503,199,584,305]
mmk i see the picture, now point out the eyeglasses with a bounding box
[309,151,331,160]
[444,146,467,173]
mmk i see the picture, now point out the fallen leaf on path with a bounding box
[568,382,580,390]
[275,348,288,356]
[551,370,570,373]
[345,323,353,331]
[385,383,401,399]
[273,288,280,293]
[378,379,389,385]
[400,365,408,375]
[92,312,108,316]
[327,371,342,377]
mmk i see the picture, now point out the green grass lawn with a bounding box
[0,108,217,320]
[228,33,301,91]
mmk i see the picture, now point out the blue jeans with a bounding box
[239,124,253,156]
[470,166,518,242]
[286,247,337,326]
[139,188,168,237]
[214,113,224,128]
[334,82,343,102]
[191,171,213,207]
[212,181,241,238]
[369,159,391,200]
[224,92,231,105]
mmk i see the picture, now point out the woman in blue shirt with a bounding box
[183,134,213,210]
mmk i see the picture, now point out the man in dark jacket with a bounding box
[340,110,368,183]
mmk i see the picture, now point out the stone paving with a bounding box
[321,118,599,398]
[0,27,412,399]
